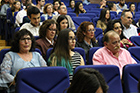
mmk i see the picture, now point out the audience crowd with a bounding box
[0,0,140,92]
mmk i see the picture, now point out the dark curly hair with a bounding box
[10,29,35,52]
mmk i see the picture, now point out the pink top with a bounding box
[93,47,137,75]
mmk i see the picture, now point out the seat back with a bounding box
[88,47,101,64]
[0,48,42,64]
[122,64,140,93]
[128,47,140,63]
[78,13,97,19]
[130,36,140,46]
[74,65,123,93]
[98,35,104,47]
[72,17,91,29]
[94,28,103,39]
[16,67,70,93]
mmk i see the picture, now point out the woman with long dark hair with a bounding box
[96,8,111,33]
[48,28,84,81]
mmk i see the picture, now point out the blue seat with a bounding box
[16,67,70,93]
[41,16,45,22]
[86,10,100,17]
[122,64,140,93]
[15,27,20,32]
[92,17,99,27]
[78,13,97,19]
[67,13,76,17]
[88,47,101,64]
[34,36,40,40]
[72,17,91,30]
[74,65,123,93]
[128,47,140,63]
[129,36,140,46]
[46,47,86,64]
[0,48,42,65]
[94,28,103,39]
[110,13,116,19]
[110,11,117,17]
[97,35,104,47]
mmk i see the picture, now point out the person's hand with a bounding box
[82,9,86,13]
[121,39,133,46]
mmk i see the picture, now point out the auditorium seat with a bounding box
[16,66,70,93]
[122,64,140,93]
[128,47,140,63]
[74,65,123,93]
[88,47,101,64]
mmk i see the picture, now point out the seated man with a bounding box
[116,0,128,10]
[20,6,41,36]
[92,31,136,76]
[121,10,138,39]
[52,4,76,31]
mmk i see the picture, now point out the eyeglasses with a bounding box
[48,28,57,32]
[20,38,32,42]
[87,29,96,32]
[69,37,76,42]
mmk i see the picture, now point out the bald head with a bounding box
[103,30,119,43]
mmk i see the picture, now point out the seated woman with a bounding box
[96,8,111,33]
[0,29,47,92]
[129,3,136,17]
[74,2,86,16]
[36,19,57,61]
[105,20,134,49]
[7,1,21,24]
[41,3,56,20]
[48,28,85,81]
[69,0,75,10]
[53,0,61,15]
[67,68,108,93]
[56,15,69,35]
[76,21,98,64]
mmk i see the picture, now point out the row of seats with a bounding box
[15,64,140,93]
[0,45,140,65]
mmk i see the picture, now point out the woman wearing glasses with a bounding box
[36,19,57,61]
[105,20,134,49]
[0,29,47,93]
[76,21,98,64]
[48,28,84,81]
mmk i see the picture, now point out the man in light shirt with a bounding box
[116,0,128,10]
[93,31,137,76]
[20,6,41,36]
[121,10,138,39]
